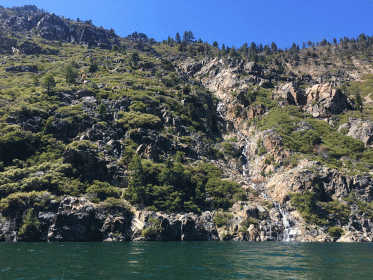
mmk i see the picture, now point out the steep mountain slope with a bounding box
[1,5,373,242]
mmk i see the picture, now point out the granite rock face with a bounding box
[338,118,373,148]
[304,83,354,117]
[0,6,119,50]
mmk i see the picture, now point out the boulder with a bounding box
[275,82,306,105]
[304,83,354,117]
[338,118,373,148]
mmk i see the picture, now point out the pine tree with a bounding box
[158,159,173,186]
[270,42,277,52]
[355,91,363,112]
[64,64,78,84]
[183,30,195,43]
[41,74,56,95]
[125,154,145,205]
[175,32,181,43]
[156,70,162,82]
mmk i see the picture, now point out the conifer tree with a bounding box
[355,91,363,112]
[125,154,145,205]
[271,42,278,52]
[175,32,181,43]
[221,44,226,52]
[64,64,78,84]
[42,74,56,94]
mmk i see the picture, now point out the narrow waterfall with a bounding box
[238,131,297,242]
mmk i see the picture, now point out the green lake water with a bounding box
[0,242,372,279]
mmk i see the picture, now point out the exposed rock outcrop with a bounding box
[304,83,354,117]
[275,82,306,105]
[338,118,373,148]
[5,65,38,73]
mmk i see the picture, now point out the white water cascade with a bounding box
[238,132,299,242]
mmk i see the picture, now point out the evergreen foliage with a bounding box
[124,157,244,213]
[41,74,56,94]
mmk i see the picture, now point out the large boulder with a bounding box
[338,118,373,148]
[0,37,17,54]
[304,83,354,117]
[36,13,70,41]
[275,82,306,105]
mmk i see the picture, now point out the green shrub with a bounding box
[0,128,44,166]
[99,197,126,209]
[18,208,40,241]
[289,191,322,225]
[343,192,373,219]
[222,142,235,157]
[116,111,162,130]
[239,225,248,233]
[328,226,343,239]
[129,101,147,111]
[142,218,161,239]
[205,178,246,209]
[263,201,273,208]
[67,140,98,150]
[240,218,258,228]
[320,200,350,225]
[0,191,53,217]
[86,181,121,201]
[88,62,98,73]
[214,212,233,227]
[124,159,230,213]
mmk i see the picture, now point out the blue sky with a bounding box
[3,0,373,49]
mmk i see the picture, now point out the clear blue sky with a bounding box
[2,0,373,49]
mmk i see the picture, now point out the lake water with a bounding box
[0,242,372,279]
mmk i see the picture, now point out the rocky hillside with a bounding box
[1,5,373,242]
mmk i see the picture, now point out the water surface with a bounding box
[1,242,372,279]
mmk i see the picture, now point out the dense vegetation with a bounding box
[124,154,246,213]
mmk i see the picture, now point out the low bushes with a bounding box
[328,226,344,239]
[214,212,233,228]
[86,180,121,201]
[290,190,351,227]
[205,178,247,210]
[0,191,54,217]
[116,111,162,130]
[18,208,40,241]
[142,218,161,239]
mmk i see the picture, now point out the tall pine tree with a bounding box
[175,32,181,43]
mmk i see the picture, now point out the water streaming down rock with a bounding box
[237,131,299,241]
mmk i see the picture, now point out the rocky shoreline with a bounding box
[1,194,372,243]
